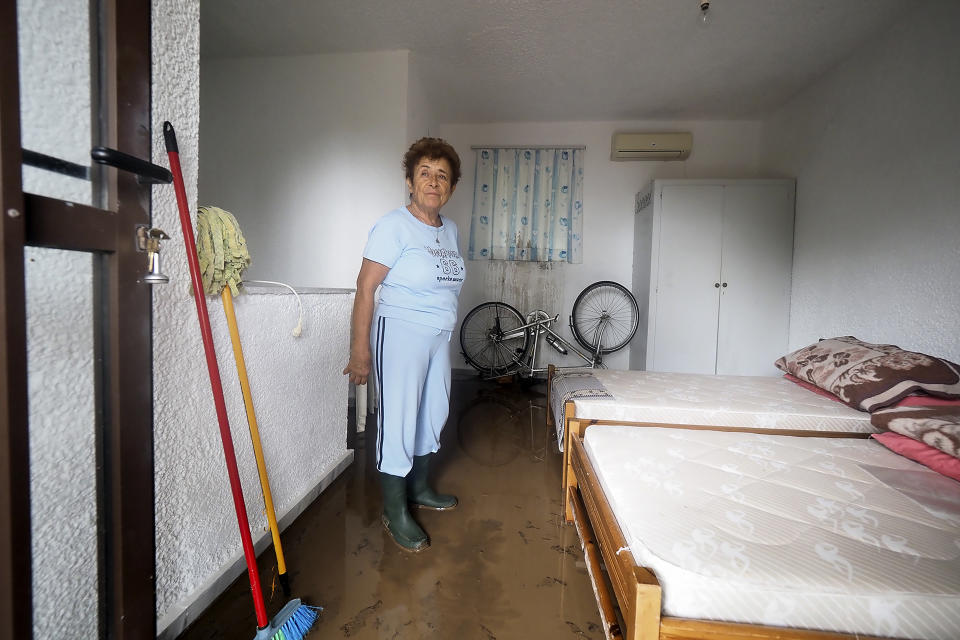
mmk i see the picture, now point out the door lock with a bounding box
[136,225,171,284]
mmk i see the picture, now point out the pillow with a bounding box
[871,432,960,483]
[783,374,960,407]
[783,374,843,402]
[871,405,960,459]
[775,336,960,412]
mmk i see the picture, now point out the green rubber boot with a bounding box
[408,454,458,510]
[379,472,429,552]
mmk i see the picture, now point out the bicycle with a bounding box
[459,280,639,378]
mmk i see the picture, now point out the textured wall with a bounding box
[152,1,354,631]
[18,0,98,636]
[17,0,92,205]
[25,251,97,637]
[153,287,352,629]
[761,2,960,362]
[150,0,204,620]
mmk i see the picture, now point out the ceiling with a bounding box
[200,0,912,123]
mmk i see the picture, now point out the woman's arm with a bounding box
[343,258,390,385]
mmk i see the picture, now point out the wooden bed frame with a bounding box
[547,366,888,640]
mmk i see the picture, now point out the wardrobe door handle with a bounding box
[714,282,720,288]
[722,282,728,288]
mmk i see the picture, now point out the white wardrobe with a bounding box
[630,179,795,376]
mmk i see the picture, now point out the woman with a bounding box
[343,137,465,552]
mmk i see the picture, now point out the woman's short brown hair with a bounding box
[403,137,461,187]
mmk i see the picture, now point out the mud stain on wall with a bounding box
[482,261,565,316]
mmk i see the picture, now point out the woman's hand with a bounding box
[343,349,372,385]
[343,258,389,385]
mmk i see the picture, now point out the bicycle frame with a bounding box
[462,281,637,380]
[496,310,609,377]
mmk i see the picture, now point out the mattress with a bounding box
[554,370,876,448]
[583,425,960,639]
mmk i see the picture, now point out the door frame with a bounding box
[0,1,156,637]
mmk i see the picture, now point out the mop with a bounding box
[163,121,318,639]
[196,204,298,598]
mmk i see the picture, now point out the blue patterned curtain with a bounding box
[468,147,583,263]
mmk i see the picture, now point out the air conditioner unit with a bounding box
[611,132,692,161]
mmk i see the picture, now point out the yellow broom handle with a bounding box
[221,287,287,576]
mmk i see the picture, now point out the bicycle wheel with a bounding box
[459,301,529,376]
[570,281,639,354]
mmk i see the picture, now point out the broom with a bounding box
[163,121,318,639]
[196,204,296,598]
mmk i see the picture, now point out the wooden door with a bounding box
[0,1,158,637]
[650,184,723,373]
[716,183,795,375]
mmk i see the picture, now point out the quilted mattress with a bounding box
[566,370,875,436]
[583,425,960,639]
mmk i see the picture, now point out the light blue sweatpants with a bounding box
[372,315,452,477]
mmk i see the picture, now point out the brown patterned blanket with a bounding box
[871,405,960,460]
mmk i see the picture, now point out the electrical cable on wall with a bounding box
[242,279,304,337]
[194,206,305,338]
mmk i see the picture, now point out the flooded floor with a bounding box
[179,374,603,639]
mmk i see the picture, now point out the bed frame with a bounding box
[547,366,887,640]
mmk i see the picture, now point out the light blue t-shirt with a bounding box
[363,207,466,331]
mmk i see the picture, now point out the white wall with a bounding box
[18,0,97,635]
[24,249,96,638]
[153,289,352,638]
[761,2,960,363]
[154,3,353,635]
[199,51,411,289]
[438,120,764,370]
[407,52,438,144]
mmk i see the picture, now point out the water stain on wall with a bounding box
[481,261,565,316]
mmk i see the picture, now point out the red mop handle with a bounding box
[163,122,269,628]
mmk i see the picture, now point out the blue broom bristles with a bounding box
[254,599,322,640]
[271,603,321,640]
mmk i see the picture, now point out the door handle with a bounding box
[91,147,173,184]
[136,225,171,284]
[22,149,90,180]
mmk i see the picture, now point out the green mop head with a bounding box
[196,206,304,336]
[196,205,251,295]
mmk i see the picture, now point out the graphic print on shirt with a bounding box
[427,245,465,288]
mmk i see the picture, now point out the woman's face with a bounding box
[407,157,455,213]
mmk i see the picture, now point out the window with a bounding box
[468,147,584,263]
